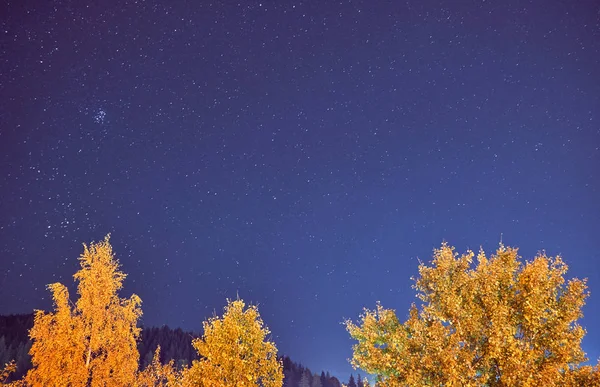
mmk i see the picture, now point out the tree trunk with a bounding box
[86,346,91,368]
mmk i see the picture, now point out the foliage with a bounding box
[346,243,599,386]
[2,236,348,386]
[1,361,16,385]
[2,314,343,387]
[183,299,283,387]
[25,235,142,386]
[136,346,179,387]
[0,314,198,378]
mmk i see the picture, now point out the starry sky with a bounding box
[1,0,599,379]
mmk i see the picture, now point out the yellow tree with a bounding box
[25,235,142,387]
[182,299,283,387]
[136,346,179,387]
[1,361,17,386]
[346,243,599,387]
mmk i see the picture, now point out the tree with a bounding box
[347,374,357,387]
[283,370,294,387]
[136,346,178,387]
[321,371,328,387]
[0,338,8,369]
[312,373,323,387]
[1,361,17,386]
[25,236,142,386]
[356,374,363,387]
[12,343,29,385]
[183,299,283,386]
[298,371,311,387]
[346,243,599,386]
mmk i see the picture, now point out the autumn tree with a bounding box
[182,299,283,386]
[1,361,17,386]
[136,346,179,387]
[346,243,599,387]
[25,235,142,386]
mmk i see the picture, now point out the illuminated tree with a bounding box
[183,299,283,386]
[136,346,179,387]
[1,360,17,386]
[25,235,142,386]
[346,243,599,386]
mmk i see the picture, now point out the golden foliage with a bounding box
[182,299,283,387]
[136,346,179,387]
[25,235,142,387]
[1,361,17,386]
[10,236,288,386]
[346,243,599,387]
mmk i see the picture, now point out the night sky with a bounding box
[1,0,599,379]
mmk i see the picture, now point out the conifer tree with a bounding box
[347,374,357,387]
[312,373,323,387]
[298,371,311,387]
[321,371,329,387]
[356,374,363,387]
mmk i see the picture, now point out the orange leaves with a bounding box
[1,361,17,386]
[183,299,283,387]
[346,243,598,386]
[9,234,598,387]
[136,346,179,387]
[10,236,285,387]
[25,235,142,387]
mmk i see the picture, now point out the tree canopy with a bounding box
[346,243,600,386]
[3,237,598,386]
[25,235,142,386]
[183,299,283,386]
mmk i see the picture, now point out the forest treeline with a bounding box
[0,315,199,381]
[1,236,599,386]
[0,314,345,386]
